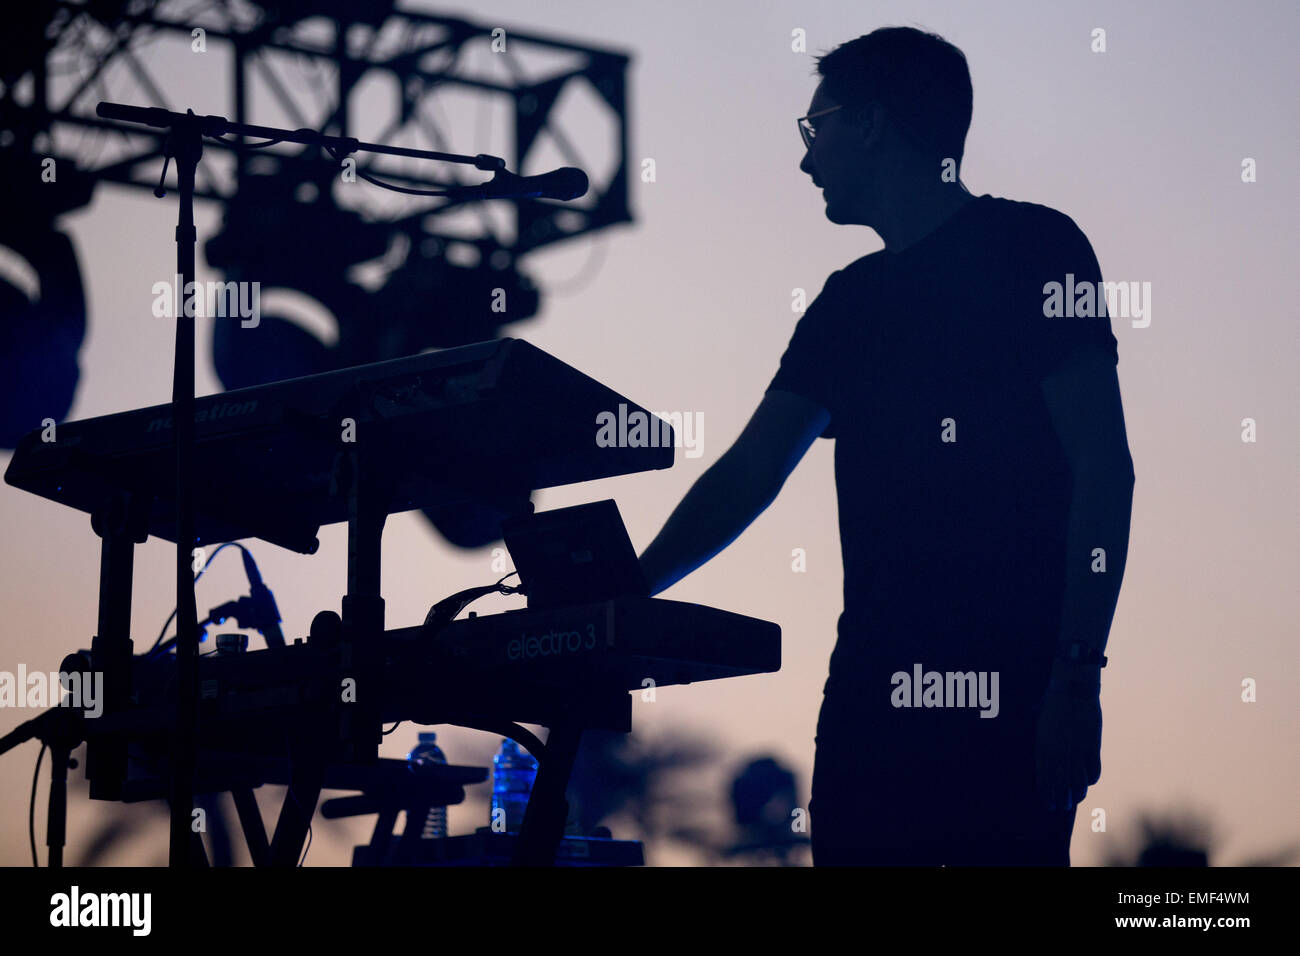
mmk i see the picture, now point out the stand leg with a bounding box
[231,787,271,867]
[340,441,387,764]
[45,744,70,868]
[190,829,210,867]
[512,724,583,866]
[166,113,205,868]
[368,807,400,863]
[88,491,147,800]
[269,745,326,867]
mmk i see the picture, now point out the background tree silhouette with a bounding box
[1102,805,1300,867]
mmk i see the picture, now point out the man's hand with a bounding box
[1034,662,1103,812]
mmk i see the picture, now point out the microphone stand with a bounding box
[0,707,84,867]
[168,112,201,867]
[94,101,508,867]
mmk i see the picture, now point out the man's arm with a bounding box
[1034,347,1135,811]
[1041,347,1136,677]
[638,389,831,596]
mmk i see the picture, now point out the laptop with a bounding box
[500,499,649,610]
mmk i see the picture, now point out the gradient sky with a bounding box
[2,0,1297,866]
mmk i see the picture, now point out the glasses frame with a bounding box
[797,104,844,150]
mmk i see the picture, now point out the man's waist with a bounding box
[824,635,1056,706]
[831,608,1061,670]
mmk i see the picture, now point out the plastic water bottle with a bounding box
[491,738,538,833]
[406,732,447,839]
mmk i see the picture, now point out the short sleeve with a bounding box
[1012,209,1119,382]
[766,269,847,438]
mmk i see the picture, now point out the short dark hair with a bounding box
[815,27,973,168]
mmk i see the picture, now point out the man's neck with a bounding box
[878,187,976,253]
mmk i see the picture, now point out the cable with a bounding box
[382,721,404,736]
[145,541,247,656]
[318,142,485,199]
[205,133,288,149]
[352,165,459,197]
[298,822,313,867]
[422,573,524,634]
[30,744,46,867]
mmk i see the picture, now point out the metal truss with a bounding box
[3,0,632,258]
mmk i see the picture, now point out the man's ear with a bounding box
[856,103,885,144]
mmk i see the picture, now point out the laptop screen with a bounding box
[500,499,649,610]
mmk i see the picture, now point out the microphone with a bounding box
[444,167,588,201]
[95,102,230,136]
[96,102,175,128]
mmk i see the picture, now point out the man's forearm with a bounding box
[1051,467,1134,678]
[639,451,778,596]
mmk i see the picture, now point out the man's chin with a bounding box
[824,197,867,226]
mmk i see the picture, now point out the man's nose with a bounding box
[799,149,815,178]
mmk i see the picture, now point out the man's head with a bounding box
[799,27,973,227]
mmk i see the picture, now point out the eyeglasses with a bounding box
[797,104,843,150]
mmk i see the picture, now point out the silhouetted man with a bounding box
[639,27,1134,865]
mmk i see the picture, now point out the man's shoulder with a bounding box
[977,194,1090,244]
[832,248,890,284]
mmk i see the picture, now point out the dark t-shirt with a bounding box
[768,194,1118,712]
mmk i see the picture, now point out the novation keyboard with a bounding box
[4,338,673,552]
